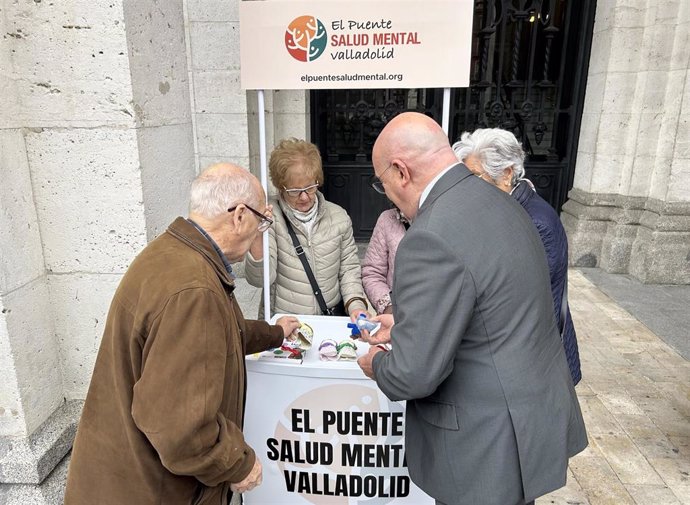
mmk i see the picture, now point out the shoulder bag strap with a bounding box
[282,211,330,315]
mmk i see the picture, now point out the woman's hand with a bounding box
[349,309,370,322]
[248,204,273,260]
[249,233,264,260]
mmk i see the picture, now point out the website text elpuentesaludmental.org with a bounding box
[301,73,404,83]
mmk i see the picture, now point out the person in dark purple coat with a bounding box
[453,128,581,385]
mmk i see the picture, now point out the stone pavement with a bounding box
[579,268,690,361]
[537,270,690,505]
[236,268,690,505]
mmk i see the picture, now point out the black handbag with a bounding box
[283,213,344,316]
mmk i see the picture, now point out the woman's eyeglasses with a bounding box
[283,184,319,199]
[228,204,273,232]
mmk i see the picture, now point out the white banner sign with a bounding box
[240,0,474,89]
[244,315,433,504]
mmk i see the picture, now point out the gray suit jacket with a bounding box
[372,164,587,505]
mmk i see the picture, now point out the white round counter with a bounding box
[243,315,433,504]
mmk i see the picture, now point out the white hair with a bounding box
[189,169,259,219]
[452,128,526,186]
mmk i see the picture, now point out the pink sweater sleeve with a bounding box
[362,210,404,314]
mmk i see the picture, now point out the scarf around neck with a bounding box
[282,196,319,236]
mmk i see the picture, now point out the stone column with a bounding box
[246,89,310,182]
[1,4,79,502]
[182,0,310,177]
[0,0,195,502]
[273,90,311,144]
[563,0,690,283]
[0,130,75,504]
[185,0,250,170]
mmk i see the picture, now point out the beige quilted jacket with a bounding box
[244,193,367,318]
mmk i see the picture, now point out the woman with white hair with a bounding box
[453,128,581,385]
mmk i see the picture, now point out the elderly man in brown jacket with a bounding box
[64,164,300,505]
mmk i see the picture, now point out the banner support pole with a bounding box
[258,89,271,321]
[442,87,451,136]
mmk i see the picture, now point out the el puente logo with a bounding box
[285,15,327,62]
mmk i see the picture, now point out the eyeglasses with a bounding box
[370,163,394,195]
[227,204,273,232]
[283,183,319,199]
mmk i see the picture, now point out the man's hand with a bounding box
[275,316,301,339]
[230,457,262,494]
[357,345,384,380]
[359,314,394,345]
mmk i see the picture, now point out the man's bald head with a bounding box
[371,113,458,219]
[189,163,264,220]
[373,112,455,177]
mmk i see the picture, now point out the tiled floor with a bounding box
[538,270,690,505]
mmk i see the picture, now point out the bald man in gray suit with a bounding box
[358,113,587,505]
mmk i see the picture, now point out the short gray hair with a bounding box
[189,169,259,219]
[452,128,526,185]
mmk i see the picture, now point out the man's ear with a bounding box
[396,161,412,187]
[229,204,246,230]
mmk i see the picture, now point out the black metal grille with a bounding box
[311,0,596,238]
[320,89,444,164]
[457,0,566,158]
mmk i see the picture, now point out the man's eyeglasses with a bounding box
[370,163,394,195]
[283,183,319,199]
[228,204,273,232]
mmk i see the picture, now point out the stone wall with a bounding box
[0,0,195,502]
[184,0,249,170]
[182,0,310,281]
[247,89,310,179]
[183,0,310,179]
[563,0,690,283]
[1,130,63,440]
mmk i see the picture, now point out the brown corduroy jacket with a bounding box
[64,217,284,505]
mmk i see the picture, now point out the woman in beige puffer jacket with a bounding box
[244,138,368,319]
